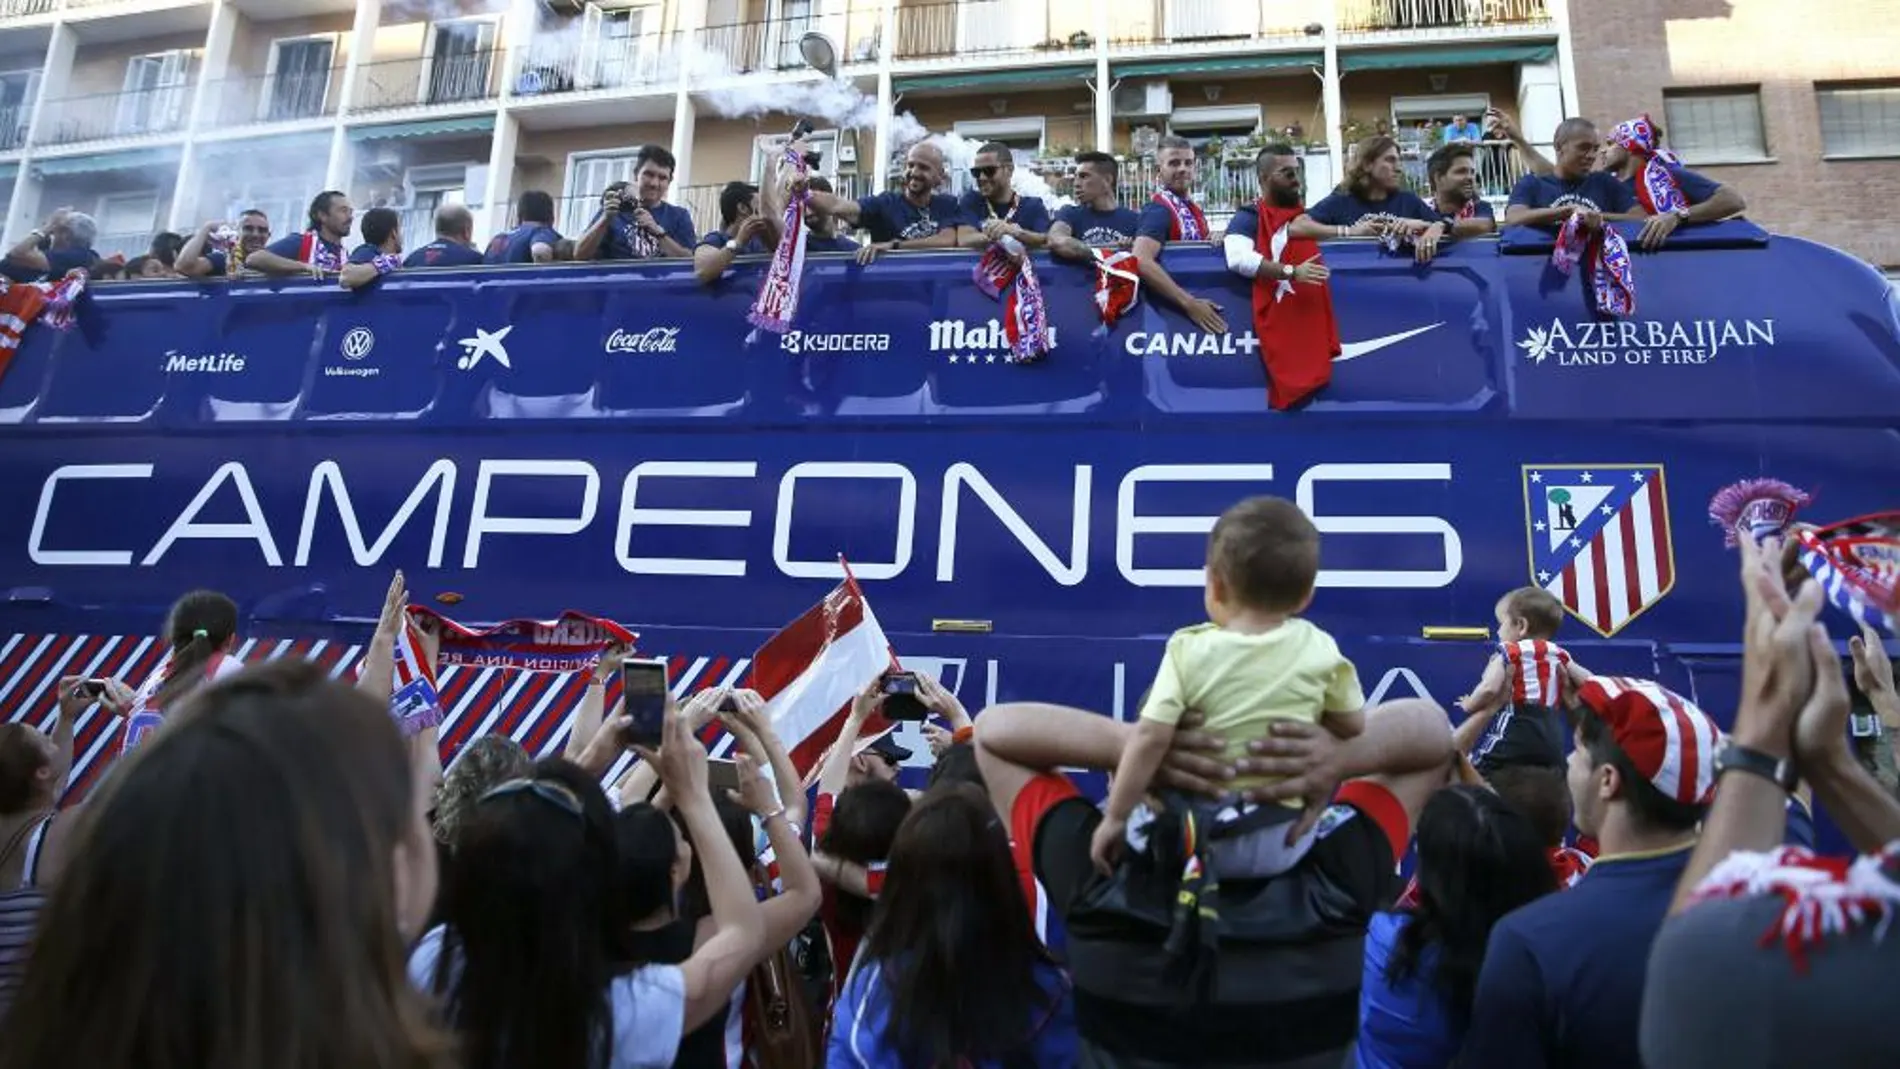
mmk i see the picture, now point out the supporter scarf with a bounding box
[1610,114,1687,215]
[1552,211,1636,318]
[1454,199,1478,220]
[1689,841,1900,972]
[1089,248,1141,335]
[1151,189,1209,242]
[370,252,402,278]
[405,606,638,672]
[0,272,84,387]
[388,616,444,738]
[1795,512,1900,636]
[748,145,810,337]
[296,230,343,273]
[1252,201,1341,409]
[1708,478,1812,548]
[970,236,1052,363]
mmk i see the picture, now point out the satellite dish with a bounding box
[799,33,838,77]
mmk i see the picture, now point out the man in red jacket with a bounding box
[1221,144,1340,409]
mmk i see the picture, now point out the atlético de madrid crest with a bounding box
[1524,465,1675,637]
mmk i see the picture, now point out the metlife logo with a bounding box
[163,350,246,374]
[779,330,891,355]
[929,319,1059,364]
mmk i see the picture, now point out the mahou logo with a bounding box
[605,327,681,354]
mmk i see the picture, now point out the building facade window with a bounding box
[1816,81,1900,158]
[1661,87,1769,163]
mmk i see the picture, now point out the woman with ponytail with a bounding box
[123,590,242,755]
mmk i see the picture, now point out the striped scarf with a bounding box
[749,144,810,337]
[1553,211,1635,317]
[1610,114,1687,215]
[1151,189,1209,242]
[1796,512,1900,636]
[971,235,1053,363]
[0,272,85,387]
[1690,841,1900,972]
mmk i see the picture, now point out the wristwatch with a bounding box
[1715,741,1798,792]
[1279,262,1295,281]
[1673,207,1692,221]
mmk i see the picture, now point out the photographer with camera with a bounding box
[575,145,696,262]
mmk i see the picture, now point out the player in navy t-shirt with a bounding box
[1129,135,1227,333]
[247,191,353,277]
[956,141,1052,250]
[800,176,861,254]
[176,210,273,278]
[798,139,969,264]
[1291,136,1448,263]
[403,204,484,269]
[340,207,403,291]
[1047,151,1141,263]
[1505,118,1645,236]
[574,145,697,261]
[1423,143,1499,237]
[485,190,562,265]
[1,207,99,284]
[693,180,777,286]
[1601,113,1748,250]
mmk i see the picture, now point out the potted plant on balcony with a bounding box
[1069,31,1093,49]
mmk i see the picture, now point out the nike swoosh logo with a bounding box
[1335,322,1443,362]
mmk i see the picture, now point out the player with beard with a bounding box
[1222,144,1339,409]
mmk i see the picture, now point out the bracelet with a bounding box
[759,805,786,824]
[1715,741,1799,792]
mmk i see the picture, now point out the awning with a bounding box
[32,147,182,177]
[1339,42,1556,72]
[1112,52,1322,78]
[894,65,1093,93]
[199,131,333,158]
[348,115,495,142]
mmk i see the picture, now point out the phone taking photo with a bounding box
[881,671,929,721]
[620,658,670,750]
[708,758,741,792]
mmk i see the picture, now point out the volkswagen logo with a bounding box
[340,327,375,361]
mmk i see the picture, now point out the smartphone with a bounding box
[881,671,929,721]
[81,679,108,697]
[619,658,670,750]
[708,757,741,792]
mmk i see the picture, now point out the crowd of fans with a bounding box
[0,481,1893,1068]
[0,107,1745,307]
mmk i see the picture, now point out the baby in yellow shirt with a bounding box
[1091,496,1366,879]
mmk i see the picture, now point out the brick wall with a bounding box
[1568,0,1900,267]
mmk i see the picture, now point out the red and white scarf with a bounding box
[296,230,344,273]
[1553,211,1635,317]
[389,617,444,738]
[1689,842,1900,972]
[1151,189,1209,242]
[1610,114,1688,215]
[971,236,1052,363]
[1089,248,1141,335]
[748,144,810,337]
[0,271,84,387]
[404,606,637,673]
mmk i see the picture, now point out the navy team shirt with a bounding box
[1053,203,1140,246]
[3,244,95,283]
[484,222,561,265]
[1508,171,1639,217]
[697,229,771,255]
[585,202,696,260]
[263,231,345,266]
[805,232,861,253]
[1303,189,1437,226]
[854,192,964,244]
[956,190,1052,233]
[404,239,484,268]
[1462,844,1692,1069]
[347,244,387,265]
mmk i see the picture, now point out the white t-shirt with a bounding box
[407,925,687,1069]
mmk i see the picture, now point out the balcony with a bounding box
[0,103,31,151]
[699,10,883,76]
[1338,0,1553,36]
[202,66,343,128]
[34,85,190,146]
[896,0,1097,62]
[511,31,678,99]
[351,47,502,114]
[1108,0,1326,48]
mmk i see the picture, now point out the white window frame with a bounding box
[1168,104,1264,134]
[952,117,1047,148]
[93,190,159,250]
[752,128,839,182]
[0,66,40,148]
[262,35,337,122]
[1661,86,1771,165]
[420,16,501,106]
[1816,81,1900,161]
[562,148,644,234]
[116,50,195,135]
[1388,94,1490,124]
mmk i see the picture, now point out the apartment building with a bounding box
[0,0,1582,259]
[1569,0,1900,269]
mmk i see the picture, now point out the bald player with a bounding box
[795,137,970,265]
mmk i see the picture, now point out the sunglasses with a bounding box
[479,777,585,820]
[969,165,1002,179]
[239,225,269,235]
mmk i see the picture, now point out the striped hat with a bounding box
[1577,676,1721,806]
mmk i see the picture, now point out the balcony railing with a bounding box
[511,32,677,98]
[34,85,191,146]
[896,0,1096,62]
[1109,0,1326,47]
[0,104,31,150]
[352,47,502,113]
[0,0,56,17]
[202,67,342,127]
[1338,0,1553,34]
[700,10,884,74]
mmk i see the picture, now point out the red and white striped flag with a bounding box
[749,569,901,784]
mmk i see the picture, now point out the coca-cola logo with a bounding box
[604,327,682,354]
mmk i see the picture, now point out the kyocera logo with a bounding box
[26,460,1464,592]
[779,331,890,355]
